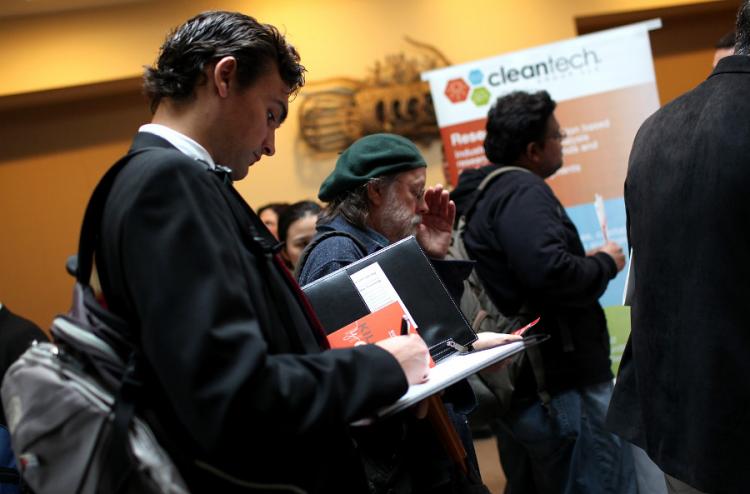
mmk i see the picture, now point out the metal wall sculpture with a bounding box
[298,38,450,152]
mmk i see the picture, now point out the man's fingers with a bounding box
[473,332,523,351]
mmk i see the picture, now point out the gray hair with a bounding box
[319,173,399,229]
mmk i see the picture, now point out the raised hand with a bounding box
[417,184,456,259]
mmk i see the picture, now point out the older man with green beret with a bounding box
[297,133,488,494]
[299,133,455,276]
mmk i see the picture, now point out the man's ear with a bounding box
[212,56,238,98]
[526,140,543,164]
[366,181,384,207]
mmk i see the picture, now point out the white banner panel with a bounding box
[423,19,660,127]
[422,20,662,372]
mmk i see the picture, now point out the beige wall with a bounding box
[0,0,733,328]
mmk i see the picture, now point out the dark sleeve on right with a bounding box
[493,183,617,307]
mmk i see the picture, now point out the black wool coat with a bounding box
[607,55,750,494]
[97,132,407,493]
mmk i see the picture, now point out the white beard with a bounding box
[379,189,422,242]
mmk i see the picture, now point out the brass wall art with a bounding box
[298,38,450,152]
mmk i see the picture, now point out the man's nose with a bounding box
[263,129,276,156]
[417,195,429,214]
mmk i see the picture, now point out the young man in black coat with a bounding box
[93,11,430,493]
[607,3,750,493]
[459,91,634,493]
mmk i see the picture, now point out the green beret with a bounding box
[318,133,426,202]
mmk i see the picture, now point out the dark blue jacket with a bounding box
[298,215,484,493]
[461,166,616,400]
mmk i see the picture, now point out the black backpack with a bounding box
[447,166,551,420]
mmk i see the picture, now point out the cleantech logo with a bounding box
[488,48,601,85]
[443,68,490,107]
[444,48,601,105]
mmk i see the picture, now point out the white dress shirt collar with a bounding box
[138,123,216,169]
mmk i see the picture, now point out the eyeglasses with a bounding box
[547,130,567,141]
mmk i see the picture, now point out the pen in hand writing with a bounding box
[400,316,409,336]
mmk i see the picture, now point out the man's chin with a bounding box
[231,165,249,181]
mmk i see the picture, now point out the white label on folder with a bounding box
[349,263,417,327]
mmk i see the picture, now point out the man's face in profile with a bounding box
[378,168,428,242]
[537,114,565,179]
[222,66,290,180]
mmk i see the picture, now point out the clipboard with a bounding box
[371,334,548,419]
[301,236,477,362]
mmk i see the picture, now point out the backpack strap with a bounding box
[77,147,164,287]
[74,146,165,493]
[454,165,554,413]
[293,229,368,281]
[457,165,530,233]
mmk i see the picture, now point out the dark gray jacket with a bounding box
[607,55,750,494]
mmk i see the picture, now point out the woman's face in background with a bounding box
[259,209,280,239]
[283,213,318,268]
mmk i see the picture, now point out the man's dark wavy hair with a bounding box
[143,11,305,112]
[736,1,750,55]
[716,30,736,49]
[484,90,556,165]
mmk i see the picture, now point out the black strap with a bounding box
[209,172,332,352]
[293,230,368,281]
[97,356,141,493]
[455,166,557,411]
[75,147,165,492]
[76,148,159,285]
[460,165,530,227]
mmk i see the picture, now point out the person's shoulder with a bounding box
[511,169,542,184]
[111,148,214,201]
[486,168,544,197]
[309,231,365,258]
[299,230,366,284]
[125,147,207,181]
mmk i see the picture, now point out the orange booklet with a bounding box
[327,301,415,347]
[327,302,435,367]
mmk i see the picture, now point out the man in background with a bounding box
[93,11,429,493]
[713,30,735,67]
[607,2,750,493]
[457,90,634,493]
[298,133,519,493]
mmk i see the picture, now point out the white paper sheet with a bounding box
[371,340,527,419]
[349,262,416,328]
[594,193,609,243]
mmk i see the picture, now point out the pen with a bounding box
[400,316,409,336]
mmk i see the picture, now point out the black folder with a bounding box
[301,236,477,362]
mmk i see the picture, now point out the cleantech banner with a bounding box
[423,20,661,371]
